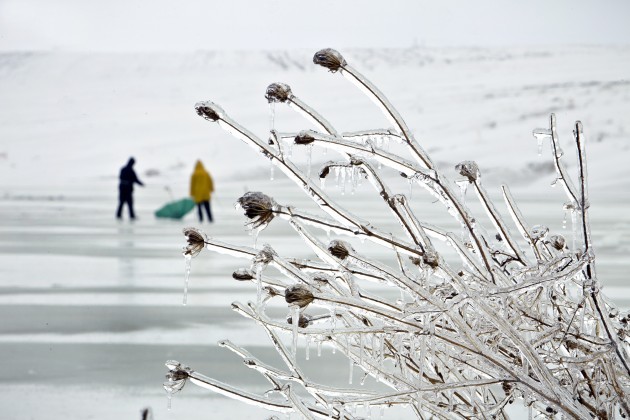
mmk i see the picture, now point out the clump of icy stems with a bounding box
[166,48,630,419]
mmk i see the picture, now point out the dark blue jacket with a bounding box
[119,159,143,192]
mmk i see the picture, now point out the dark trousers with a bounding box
[197,200,213,222]
[117,188,135,219]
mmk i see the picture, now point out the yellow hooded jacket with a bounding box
[190,161,214,203]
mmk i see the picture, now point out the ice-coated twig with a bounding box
[218,339,283,390]
[533,114,580,207]
[278,198,424,258]
[239,348,379,403]
[490,254,590,295]
[456,161,527,267]
[281,384,316,420]
[501,185,543,262]
[574,122,592,258]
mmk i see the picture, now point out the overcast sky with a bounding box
[1,0,629,52]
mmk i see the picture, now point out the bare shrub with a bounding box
[165,48,630,419]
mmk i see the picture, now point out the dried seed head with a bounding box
[548,234,566,250]
[319,163,332,179]
[313,48,347,72]
[254,245,276,265]
[265,83,293,103]
[455,161,480,182]
[232,268,254,281]
[546,407,558,415]
[164,360,191,394]
[167,369,189,381]
[294,130,316,145]
[285,284,314,308]
[327,239,354,260]
[195,101,224,121]
[409,256,421,266]
[264,286,281,298]
[182,227,207,257]
[423,250,440,269]
[563,201,577,211]
[313,272,334,286]
[286,313,311,328]
[530,225,549,241]
[237,192,276,229]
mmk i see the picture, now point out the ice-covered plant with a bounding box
[165,48,630,419]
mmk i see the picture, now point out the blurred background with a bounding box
[1,1,629,418]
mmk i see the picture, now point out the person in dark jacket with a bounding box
[116,157,144,220]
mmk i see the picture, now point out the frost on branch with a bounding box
[167,48,630,419]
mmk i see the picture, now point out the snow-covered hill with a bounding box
[1,46,628,198]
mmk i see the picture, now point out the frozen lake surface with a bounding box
[0,178,629,419]
[1,46,629,418]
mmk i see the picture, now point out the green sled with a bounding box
[155,198,196,220]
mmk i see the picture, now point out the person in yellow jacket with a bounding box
[190,160,214,222]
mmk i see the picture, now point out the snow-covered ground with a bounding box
[0,46,629,419]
